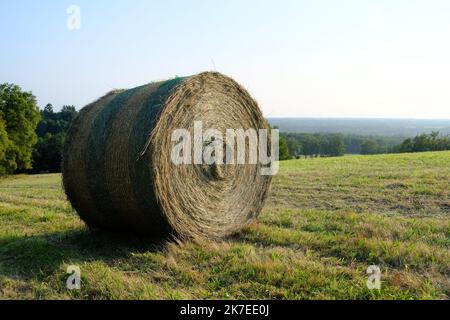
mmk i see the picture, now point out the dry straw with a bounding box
[63,72,272,239]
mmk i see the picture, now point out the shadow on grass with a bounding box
[0,228,172,279]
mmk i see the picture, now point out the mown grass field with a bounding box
[0,151,449,299]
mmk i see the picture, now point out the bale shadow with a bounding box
[0,228,172,279]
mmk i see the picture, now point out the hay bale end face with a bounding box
[63,72,272,239]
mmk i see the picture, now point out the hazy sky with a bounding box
[1,0,450,118]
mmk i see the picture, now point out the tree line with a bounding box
[396,132,450,153]
[279,131,450,160]
[0,83,77,174]
[279,132,400,159]
[32,104,77,172]
[353,132,450,155]
[279,133,346,159]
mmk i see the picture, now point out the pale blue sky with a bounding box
[1,0,450,118]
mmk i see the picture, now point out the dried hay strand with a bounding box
[62,72,272,239]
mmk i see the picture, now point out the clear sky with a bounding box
[1,0,450,118]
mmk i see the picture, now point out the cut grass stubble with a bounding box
[0,151,449,299]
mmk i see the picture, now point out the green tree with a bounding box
[286,137,301,158]
[32,133,65,173]
[59,105,77,122]
[302,135,320,158]
[398,138,413,153]
[32,104,78,173]
[326,135,345,157]
[0,120,13,174]
[360,138,381,155]
[436,135,450,150]
[0,83,40,172]
[279,135,291,160]
[412,134,433,152]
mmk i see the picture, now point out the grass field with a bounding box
[0,151,449,299]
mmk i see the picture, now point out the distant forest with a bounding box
[272,118,450,160]
[279,132,450,159]
[269,118,450,136]
[280,133,402,158]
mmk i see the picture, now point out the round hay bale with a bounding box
[63,72,272,239]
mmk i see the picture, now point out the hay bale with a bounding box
[63,72,272,239]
